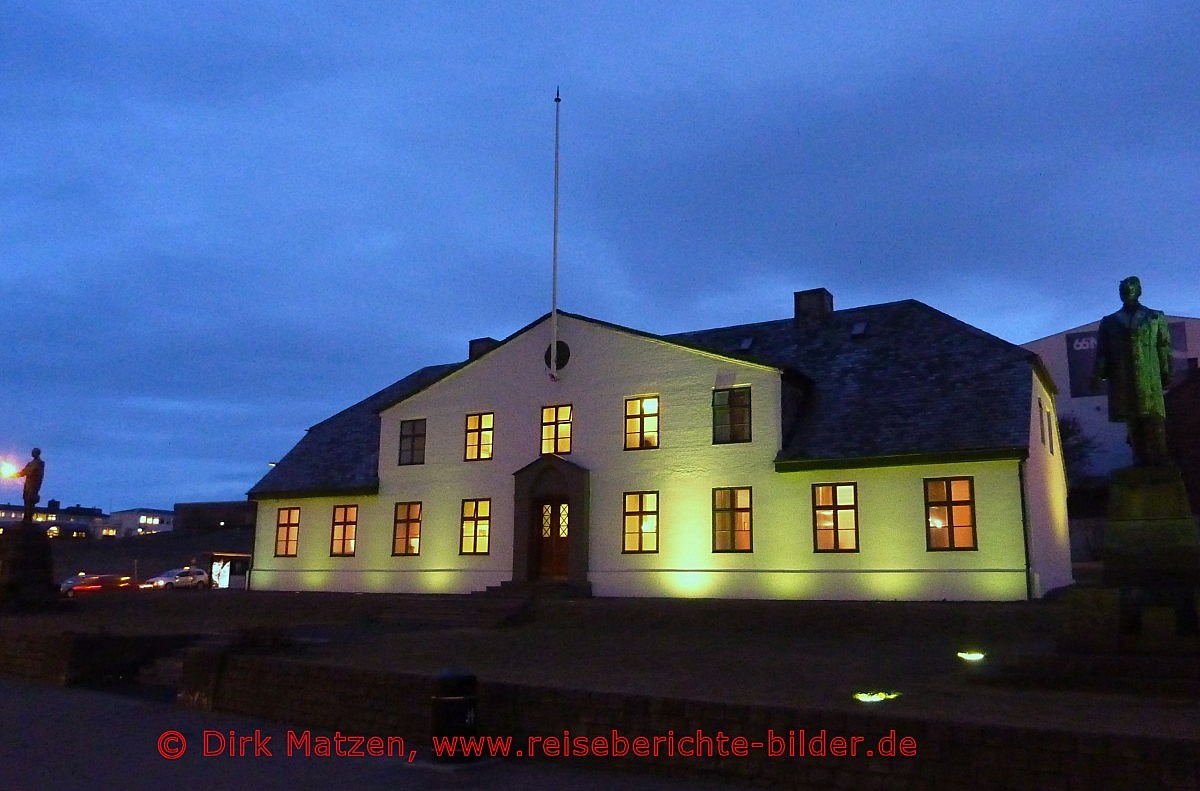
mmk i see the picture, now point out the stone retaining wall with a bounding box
[0,631,192,686]
[180,651,1199,790]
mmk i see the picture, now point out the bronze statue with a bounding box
[1092,276,1173,466]
[16,448,44,526]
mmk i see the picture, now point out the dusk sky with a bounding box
[2,2,1197,512]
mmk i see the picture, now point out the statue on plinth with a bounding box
[16,448,45,527]
[0,447,54,607]
[1091,276,1173,466]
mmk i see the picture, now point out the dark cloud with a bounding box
[1,2,1197,509]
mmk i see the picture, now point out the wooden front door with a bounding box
[536,500,569,580]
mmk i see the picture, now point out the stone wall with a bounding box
[179,651,1199,790]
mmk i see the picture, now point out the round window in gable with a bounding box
[544,340,571,370]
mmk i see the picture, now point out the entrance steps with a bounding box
[476,579,592,600]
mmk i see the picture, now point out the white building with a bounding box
[100,508,176,538]
[1023,315,1200,478]
[249,290,1071,601]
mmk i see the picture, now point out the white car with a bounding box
[144,567,210,590]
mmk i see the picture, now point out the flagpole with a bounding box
[550,88,561,381]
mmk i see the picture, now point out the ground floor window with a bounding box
[275,507,299,557]
[813,483,858,551]
[330,505,357,556]
[393,501,421,555]
[460,498,491,554]
[712,487,752,552]
[924,477,977,550]
[623,491,659,553]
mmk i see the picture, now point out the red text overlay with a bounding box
[432,729,918,760]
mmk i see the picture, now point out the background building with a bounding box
[1023,315,1200,481]
[99,508,175,539]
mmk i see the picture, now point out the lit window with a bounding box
[330,505,357,556]
[460,499,490,554]
[541,404,573,454]
[712,387,751,444]
[399,419,427,465]
[465,413,494,461]
[624,396,660,450]
[712,487,752,552]
[275,507,300,557]
[623,491,658,553]
[813,483,858,552]
[925,478,977,551]
[393,501,421,556]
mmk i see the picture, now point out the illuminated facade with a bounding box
[249,291,1072,600]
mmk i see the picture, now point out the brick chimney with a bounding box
[468,337,501,360]
[794,288,833,329]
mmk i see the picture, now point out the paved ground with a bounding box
[0,678,759,791]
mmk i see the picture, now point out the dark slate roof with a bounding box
[247,363,460,499]
[669,300,1037,466]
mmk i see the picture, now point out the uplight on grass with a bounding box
[956,651,986,662]
[853,691,901,703]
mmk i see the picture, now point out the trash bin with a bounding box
[430,670,478,762]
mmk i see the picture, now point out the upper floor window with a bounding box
[712,486,752,552]
[460,498,491,554]
[465,412,494,461]
[624,396,660,450]
[712,387,751,444]
[330,505,357,557]
[623,491,659,553]
[393,501,421,556]
[399,419,426,465]
[925,477,977,551]
[813,483,858,552]
[541,404,573,455]
[275,507,300,557]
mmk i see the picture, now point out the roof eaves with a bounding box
[774,447,1029,472]
[247,482,380,501]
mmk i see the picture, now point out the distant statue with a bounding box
[1092,276,1173,466]
[16,448,45,526]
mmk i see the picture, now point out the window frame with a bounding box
[329,504,358,557]
[623,396,660,451]
[392,501,422,556]
[812,482,859,553]
[622,490,659,554]
[274,507,300,557]
[459,498,491,555]
[398,418,427,466]
[924,477,978,551]
[464,412,494,461]
[540,404,573,455]
[712,386,752,444]
[712,486,753,552]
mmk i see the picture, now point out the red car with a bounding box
[60,574,137,598]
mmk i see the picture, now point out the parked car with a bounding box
[143,567,210,590]
[60,573,137,598]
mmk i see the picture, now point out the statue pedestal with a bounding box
[0,526,57,608]
[1101,465,1199,643]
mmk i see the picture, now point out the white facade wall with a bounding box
[1021,371,1073,596]
[375,314,783,595]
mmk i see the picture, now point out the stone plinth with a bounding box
[0,526,56,608]
[1103,465,1200,587]
[1099,465,1199,641]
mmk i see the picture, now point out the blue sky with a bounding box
[2,2,1197,511]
